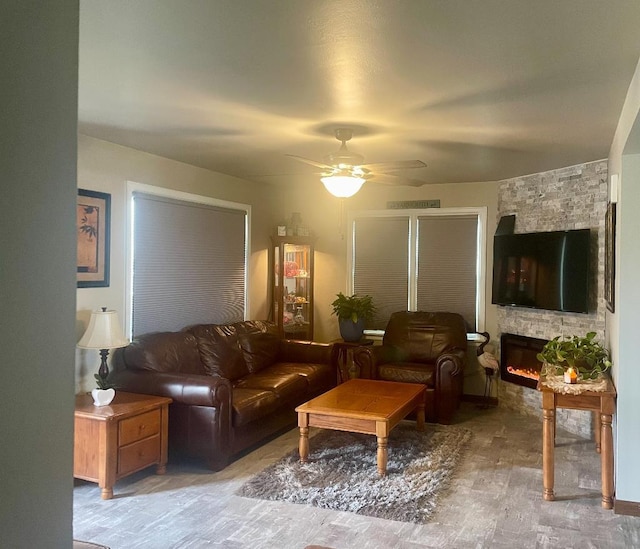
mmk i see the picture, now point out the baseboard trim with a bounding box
[614,499,640,517]
[461,394,499,407]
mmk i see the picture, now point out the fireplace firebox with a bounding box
[500,333,548,389]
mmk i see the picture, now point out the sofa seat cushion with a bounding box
[263,362,334,389]
[377,362,435,386]
[234,371,307,401]
[232,388,280,426]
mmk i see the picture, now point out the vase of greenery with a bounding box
[331,292,376,342]
[536,331,612,380]
[91,373,116,406]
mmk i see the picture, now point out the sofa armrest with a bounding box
[279,340,333,364]
[111,370,232,408]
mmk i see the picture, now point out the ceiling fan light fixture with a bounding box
[320,174,365,198]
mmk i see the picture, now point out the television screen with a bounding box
[492,229,590,313]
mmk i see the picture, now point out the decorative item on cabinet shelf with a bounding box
[284,211,311,237]
[331,292,376,342]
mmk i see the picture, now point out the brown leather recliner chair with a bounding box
[367,311,468,424]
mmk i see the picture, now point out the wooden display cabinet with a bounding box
[271,235,315,340]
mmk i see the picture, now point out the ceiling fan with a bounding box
[287,128,427,197]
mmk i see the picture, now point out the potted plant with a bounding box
[536,331,612,380]
[331,292,376,342]
[92,372,116,406]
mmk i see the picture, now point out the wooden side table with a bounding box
[74,391,172,500]
[332,339,375,383]
[537,377,616,509]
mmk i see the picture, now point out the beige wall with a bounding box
[76,135,277,392]
[608,54,640,505]
[3,4,77,546]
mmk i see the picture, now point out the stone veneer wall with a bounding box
[496,160,608,438]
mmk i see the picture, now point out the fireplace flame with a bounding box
[506,365,540,381]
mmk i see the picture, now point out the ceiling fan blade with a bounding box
[286,154,334,171]
[360,160,426,172]
[369,172,427,187]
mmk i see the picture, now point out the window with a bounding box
[348,208,486,331]
[127,183,249,337]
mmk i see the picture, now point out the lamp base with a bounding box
[91,388,115,407]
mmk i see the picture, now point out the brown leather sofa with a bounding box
[365,311,468,424]
[112,320,335,470]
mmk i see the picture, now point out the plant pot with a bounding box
[91,388,115,407]
[339,318,365,342]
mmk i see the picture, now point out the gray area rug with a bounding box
[237,422,472,523]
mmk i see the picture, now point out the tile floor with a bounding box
[73,403,640,548]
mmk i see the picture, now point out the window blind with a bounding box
[132,192,246,336]
[353,216,409,330]
[417,215,478,330]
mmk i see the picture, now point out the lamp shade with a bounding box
[77,308,129,350]
[321,175,365,198]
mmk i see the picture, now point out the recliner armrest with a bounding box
[435,349,466,378]
[111,370,232,407]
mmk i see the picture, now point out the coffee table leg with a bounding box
[376,422,389,476]
[298,412,309,463]
[416,391,426,432]
[377,436,388,476]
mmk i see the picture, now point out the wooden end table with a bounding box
[332,339,374,383]
[295,379,426,476]
[537,377,616,509]
[74,391,172,500]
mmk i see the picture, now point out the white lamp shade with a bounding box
[321,175,365,198]
[77,309,129,350]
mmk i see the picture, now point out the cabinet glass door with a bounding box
[272,237,314,340]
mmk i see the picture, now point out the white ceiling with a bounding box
[79,1,640,189]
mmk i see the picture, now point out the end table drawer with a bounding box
[118,434,161,475]
[119,409,161,446]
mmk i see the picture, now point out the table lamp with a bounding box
[77,307,129,405]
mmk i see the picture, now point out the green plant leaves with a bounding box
[94,373,115,390]
[537,332,611,379]
[331,292,376,322]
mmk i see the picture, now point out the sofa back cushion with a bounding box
[238,331,280,373]
[188,323,249,381]
[119,331,205,375]
[383,311,467,363]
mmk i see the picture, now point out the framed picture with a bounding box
[77,189,110,288]
[605,202,616,313]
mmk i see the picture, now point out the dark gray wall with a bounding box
[1,2,78,546]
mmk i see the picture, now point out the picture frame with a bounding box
[604,202,616,313]
[77,188,111,288]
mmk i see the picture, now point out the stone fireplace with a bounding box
[496,160,607,439]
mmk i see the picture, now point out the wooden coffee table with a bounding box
[295,379,426,476]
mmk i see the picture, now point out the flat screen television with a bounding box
[492,229,591,313]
